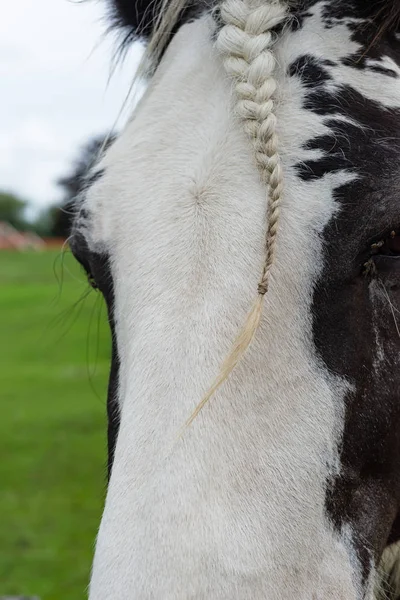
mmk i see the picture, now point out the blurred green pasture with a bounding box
[0,250,110,599]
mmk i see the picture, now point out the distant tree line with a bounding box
[0,134,114,238]
[0,192,29,231]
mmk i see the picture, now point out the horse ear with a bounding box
[106,0,164,40]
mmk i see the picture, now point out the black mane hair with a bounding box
[105,0,204,46]
[106,0,161,40]
[373,0,400,37]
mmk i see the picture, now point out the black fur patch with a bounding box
[70,225,120,478]
[289,3,400,580]
[288,55,335,88]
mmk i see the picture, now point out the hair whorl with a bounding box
[181,0,287,433]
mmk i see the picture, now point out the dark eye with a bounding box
[373,231,400,256]
[87,273,99,290]
[365,230,400,276]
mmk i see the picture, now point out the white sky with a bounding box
[0,0,143,216]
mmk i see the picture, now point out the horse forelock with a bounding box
[70,1,400,598]
[105,0,400,51]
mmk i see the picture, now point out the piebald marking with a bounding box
[87,11,363,599]
[70,1,400,598]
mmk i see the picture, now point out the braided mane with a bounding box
[182,0,288,430]
[217,0,285,296]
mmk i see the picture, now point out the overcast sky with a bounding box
[0,0,143,216]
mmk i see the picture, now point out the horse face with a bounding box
[71,1,400,597]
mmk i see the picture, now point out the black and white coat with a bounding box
[72,1,400,598]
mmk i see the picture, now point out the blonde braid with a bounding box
[181,0,287,433]
[218,0,286,292]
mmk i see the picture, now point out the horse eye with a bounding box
[364,230,400,276]
[372,231,400,256]
[88,273,98,290]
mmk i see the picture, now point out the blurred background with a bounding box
[0,1,142,597]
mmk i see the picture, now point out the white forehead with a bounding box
[85,6,383,599]
[81,0,396,251]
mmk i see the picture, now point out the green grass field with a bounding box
[0,250,111,599]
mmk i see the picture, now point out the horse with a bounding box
[70,0,400,597]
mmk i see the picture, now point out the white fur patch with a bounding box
[79,3,400,598]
